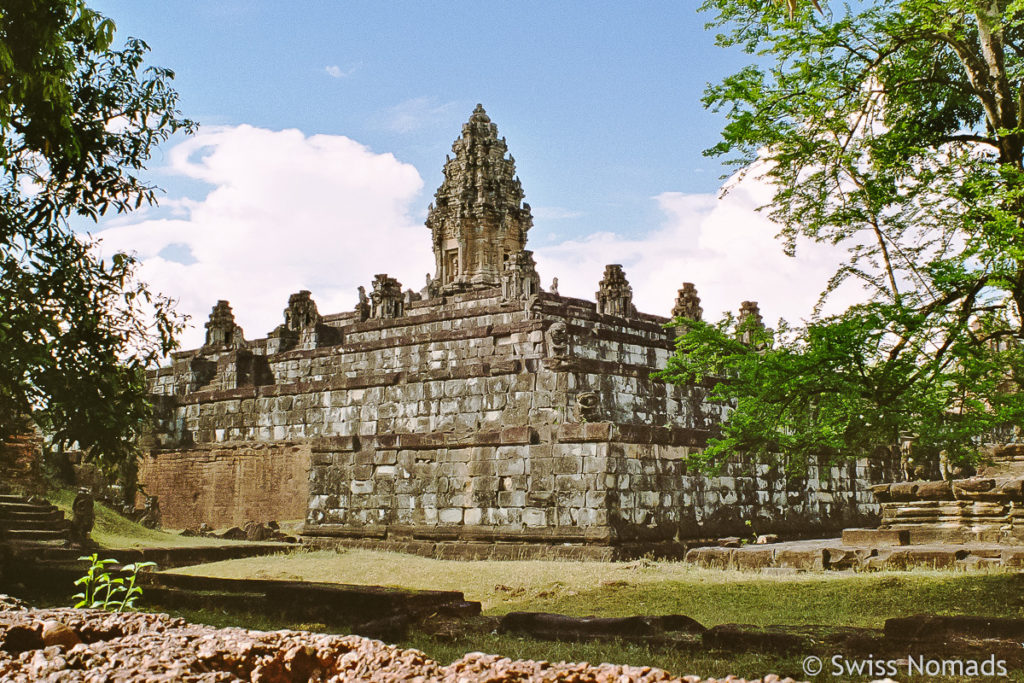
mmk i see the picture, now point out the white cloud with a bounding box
[533,167,862,325]
[532,206,584,220]
[377,97,459,134]
[96,125,431,350]
[325,64,359,79]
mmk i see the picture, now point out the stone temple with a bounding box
[143,105,884,558]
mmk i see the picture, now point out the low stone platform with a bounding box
[684,537,1024,571]
[867,444,1024,546]
[141,572,480,637]
[303,534,709,561]
[9,539,291,569]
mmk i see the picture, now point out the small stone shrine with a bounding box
[142,106,884,557]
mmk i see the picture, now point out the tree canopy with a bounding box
[0,0,193,482]
[660,0,1024,473]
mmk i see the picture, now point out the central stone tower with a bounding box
[427,104,533,294]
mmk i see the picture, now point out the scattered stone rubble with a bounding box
[0,597,804,683]
[180,520,298,543]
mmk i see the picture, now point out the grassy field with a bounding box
[48,488,249,549]
[172,547,1024,625]
[164,549,1024,681]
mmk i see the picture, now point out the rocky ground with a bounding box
[0,595,805,683]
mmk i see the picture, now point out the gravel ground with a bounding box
[0,595,808,682]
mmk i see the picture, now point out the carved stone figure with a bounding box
[596,264,635,317]
[549,277,559,295]
[370,274,404,320]
[355,286,370,322]
[575,392,600,421]
[137,494,161,530]
[547,321,570,358]
[426,104,533,293]
[68,488,95,548]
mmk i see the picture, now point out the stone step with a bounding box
[0,520,70,536]
[0,509,65,523]
[0,501,58,514]
[4,528,69,542]
[8,542,84,564]
[0,494,29,504]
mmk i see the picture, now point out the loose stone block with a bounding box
[841,527,909,547]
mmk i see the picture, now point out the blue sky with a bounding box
[89,2,850,349]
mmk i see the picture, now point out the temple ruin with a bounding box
[142,105,885,557]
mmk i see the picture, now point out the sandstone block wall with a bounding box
[137,442,310,529]
[142,288,884,546]
[0,430,44,496]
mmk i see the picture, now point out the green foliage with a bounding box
[72,553,155,611]
[0,1,194,481]
[661,0,1024,472]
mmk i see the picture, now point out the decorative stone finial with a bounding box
[284,290,321,332]
[738,301,763,327]
[370,274,404,319]
[672,283,702,322]
[596,264,635,318]
[470,103,490,122]
[269,290,326,353]
[737,300,765,345]
[427,105,532,294]
[203,300,245,350]
[501,250,541,302]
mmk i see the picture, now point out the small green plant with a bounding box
[73,554,156,612]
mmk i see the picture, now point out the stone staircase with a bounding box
[0,494,71,546]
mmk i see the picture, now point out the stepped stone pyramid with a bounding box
[140,106,884,558]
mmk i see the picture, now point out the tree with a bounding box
[771,0,821,19]
[660,0,1024,474]
[0,0,193,485]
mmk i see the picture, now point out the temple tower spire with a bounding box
[427,104,533,294]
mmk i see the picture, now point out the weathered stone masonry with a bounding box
[143,105,885,552]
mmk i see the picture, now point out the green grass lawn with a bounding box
[48,488,250,549]
[172,548,1024,626]
[164,549,1024,681]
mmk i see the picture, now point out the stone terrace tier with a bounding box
[143,286,882,552]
